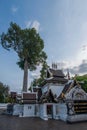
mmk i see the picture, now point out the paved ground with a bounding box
[0,115,87,130]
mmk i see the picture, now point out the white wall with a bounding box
[39,104,48,120]
[0,103,8,109]
[58,103,67,121]
[22,104,40,117]
[13,104,23,116]
[23,104,35,117]
[42,83,64,97]
[42,85,48,94]
[35,104,39,117]
[53,104,59,119]
[39,103,60,120]
[49,85,64,97]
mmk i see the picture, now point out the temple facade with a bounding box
[7,67,87,122]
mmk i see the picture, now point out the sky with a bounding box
[0,0,87,92]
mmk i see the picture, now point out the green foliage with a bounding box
[76,74,87,81]
[37,61,49,86]
[0,22,47,91]
[0,82,9,103]
[0,22,47,71]
[29,61,49,90]
[76,74,87,92]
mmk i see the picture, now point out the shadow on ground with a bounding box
[0,115,87,130]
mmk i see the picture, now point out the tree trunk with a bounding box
[23,59,28,92]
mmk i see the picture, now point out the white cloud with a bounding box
[11,6,18,13]
[62,43,87,69]
[82,22,87,38]
[30,72,40,79]
[25,20,40,32]
[82,44,87,51]
[62,43,87,75]
[68,60,87,75]
[25,21,31,28]
[75,43,87,65]
[30,65,42,80]
[83,21,87,28]
[32,21,40,32]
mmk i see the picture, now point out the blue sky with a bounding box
[0,0,87,92]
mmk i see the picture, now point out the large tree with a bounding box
[0,22,47,92]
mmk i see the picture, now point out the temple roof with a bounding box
[22,93,37,104]
[41,68,68,86]
[41,77,68,86]
[48,69,65,78]
[61,80,77,95]
[39,89,58,103]
[58,80,78,99]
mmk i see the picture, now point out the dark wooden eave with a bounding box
[48,69,65,78]
[39,89,58,103]
[40,68,68,87]
[40,77,68,87]
[58,80,77,99]
[22,93,37,104]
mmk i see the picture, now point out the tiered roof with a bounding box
[41,68,68,86]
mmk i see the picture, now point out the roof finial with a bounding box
[67,69,70,80]
[52,62,57,70]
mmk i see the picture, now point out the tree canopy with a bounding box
[0,22,47,92]
[29,61,49,91]
[0,81,9,103]
[76,74,87,92]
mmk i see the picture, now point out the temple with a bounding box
[7,65,87,123]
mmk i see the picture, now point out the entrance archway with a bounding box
[47,104,53,119]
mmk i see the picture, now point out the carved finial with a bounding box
[52,62,57,70]
[67,69,70,80]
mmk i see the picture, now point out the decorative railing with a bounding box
[74,100,87,114]
[66,100,87,115]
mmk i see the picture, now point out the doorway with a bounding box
[47,105,53,119]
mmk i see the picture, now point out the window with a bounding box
[28,106,32,109]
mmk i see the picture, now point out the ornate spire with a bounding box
[67,69,70,80]
[52,62,57,70]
